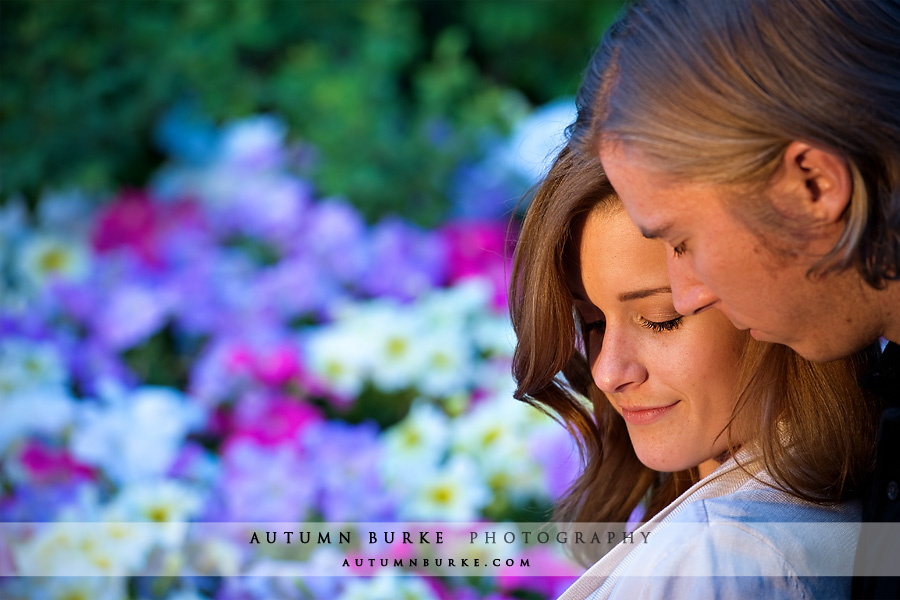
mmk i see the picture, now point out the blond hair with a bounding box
[571,0,900,287]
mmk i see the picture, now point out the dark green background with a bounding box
[1,0,624,225]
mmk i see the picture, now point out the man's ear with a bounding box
[773,141,852,226]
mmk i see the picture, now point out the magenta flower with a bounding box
[92,189,206,270]
[13,438,95,486]
[227,341,305,388]
[228,392,323,447]
[496,546,581,597]
[440,220,518,310]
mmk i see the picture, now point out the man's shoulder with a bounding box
[860,340,900,403]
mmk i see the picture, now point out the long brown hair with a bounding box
[571,0,900,288]
[510,146,878,564]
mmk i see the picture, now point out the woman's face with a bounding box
[572,206,747,477]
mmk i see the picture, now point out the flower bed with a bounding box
[0,112,581,599]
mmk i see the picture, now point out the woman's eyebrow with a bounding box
[617,286,672,302]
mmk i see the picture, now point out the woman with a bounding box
[509,147,878,599]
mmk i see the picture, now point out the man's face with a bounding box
[599,142,879,362]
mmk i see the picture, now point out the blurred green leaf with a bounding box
[1,0,623,224]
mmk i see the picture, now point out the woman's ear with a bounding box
[772,141,852,227]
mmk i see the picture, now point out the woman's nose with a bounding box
[591,328,648,394]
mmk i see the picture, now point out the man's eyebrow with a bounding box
[618,287,672,302]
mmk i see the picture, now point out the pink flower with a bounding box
[16,439,94,485]
[91,189,206,269]
[226,342,303,387]
[496,546,581,597]
[440,220,518,310]
[228,392,323,447]
[218,339,339,406]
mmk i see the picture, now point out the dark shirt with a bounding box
[852,341,900,599]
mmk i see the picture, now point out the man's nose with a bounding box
[668,253,719,316]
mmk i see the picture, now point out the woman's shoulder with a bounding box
[560,475,860,600]
[660,466,862,569]
[596,495,858,600]
[687,476,862,523]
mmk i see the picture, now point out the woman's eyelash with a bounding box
[672,242,686,257]
[640,317,683,332]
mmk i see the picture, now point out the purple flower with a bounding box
[300,421,397,522]
[0,479,93,522]
[253,256,340,320]
[294,199,370,285]
[359,218,448,301]
[531,426,581,502]
[94,283,174,351]
[66,337,136,395]
[218,437,315,522]
[449,159,525,221]
[225,173,313,245]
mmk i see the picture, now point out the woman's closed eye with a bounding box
[639,316,683,332]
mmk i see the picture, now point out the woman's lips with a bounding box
[619,400,680,425]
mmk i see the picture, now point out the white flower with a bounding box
[306,286,494,398]
[413,323,474,398]
[104,480,203,549]
[244,548,343,597]
[399,455,491,521]
[360,301,425,393]
[381,403,451,483]
[338,572,439,600]
[472,312,516,358]
[471,359,518,401]
[0,338,75,455]
[453,398,545,500]
[418,279,491,326]
[304,322,372,398]
[188,536,243,576]
[69,386,201,484]
[1,337,69,389]
[13,522,147,576]
[16,231,90,290]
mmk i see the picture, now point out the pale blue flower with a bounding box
[69,385,202,484]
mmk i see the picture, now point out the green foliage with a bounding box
[1,0,622,225]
